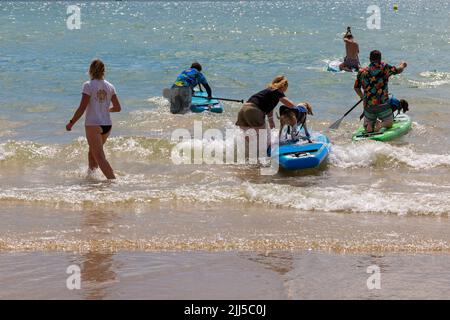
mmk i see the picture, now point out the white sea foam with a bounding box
[0,144,15,161]
[241,182,450,216]
[0,137,171,163]
[1,179,450,216]
[329,141,450,169]
[0,140,58,161]
[408,71,450,88]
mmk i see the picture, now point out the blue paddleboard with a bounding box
[190,91,224,113]
[327,60,342,72]
[274,131,331,170]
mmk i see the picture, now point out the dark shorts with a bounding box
[170,86,192,114]
[100,125,112,135]
[235,102,266,128]
[343,56,360,70]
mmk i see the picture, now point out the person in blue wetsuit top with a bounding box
[170,62,212,114]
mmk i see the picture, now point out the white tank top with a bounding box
[82,79,116,126]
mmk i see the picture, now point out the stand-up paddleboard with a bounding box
[190,91,224,113]
[327,60,359,73]
[327,60,343,72]
[352,114,412,142]
[274,131,331,170]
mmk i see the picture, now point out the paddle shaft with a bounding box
[342,98,363,118]
[193,95,243,103]
[329,98,363,129]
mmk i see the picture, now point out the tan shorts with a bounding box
[235,103,266,128]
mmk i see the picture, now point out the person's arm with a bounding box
[387,61,407,77]
[354,73,364,99]
[279,97,296,108]
[198,72,212,98]
[202,82,212,99]
[66,93,90,131]
[109,94,122,113]
[395,61,407,74]
[356,75,365,120]
[354,87,363,99]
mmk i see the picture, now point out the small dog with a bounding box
[391,99,409,114]
[278,102,314,142]
[278,109,298,139]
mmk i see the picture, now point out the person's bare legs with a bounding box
[88,131,111,170]
[375,118,393,132]
[88,149,98,170]
[364,117,375,133]
[85,126,116,179]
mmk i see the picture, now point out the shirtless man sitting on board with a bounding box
[339,26,360,72]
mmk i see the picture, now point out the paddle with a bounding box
[192,95,243,103]
[162,88,243,103]
[329,98,363,130]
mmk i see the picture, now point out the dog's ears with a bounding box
[303,103,314,116]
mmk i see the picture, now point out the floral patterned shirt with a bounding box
[354,62,400,111]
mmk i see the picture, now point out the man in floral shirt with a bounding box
[354,50,407,132]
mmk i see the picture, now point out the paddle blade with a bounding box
[329,117,344,130]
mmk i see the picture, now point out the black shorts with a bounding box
[100,125,112,135]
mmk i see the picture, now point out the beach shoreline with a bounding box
[2,201,450,299]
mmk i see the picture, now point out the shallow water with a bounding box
[1,1,450,298]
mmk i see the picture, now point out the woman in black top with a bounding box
[236,75,297,130]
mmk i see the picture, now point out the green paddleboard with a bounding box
[352,114,412,142]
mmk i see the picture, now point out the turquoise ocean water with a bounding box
[1,1,449,140]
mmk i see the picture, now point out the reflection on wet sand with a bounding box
[76,210,119,300]
[240,251,294,276]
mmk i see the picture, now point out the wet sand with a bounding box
[2,250,450,299]
[2,202,450,299]
[2,202,450,253]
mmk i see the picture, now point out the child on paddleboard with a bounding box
[170,62,212,114]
